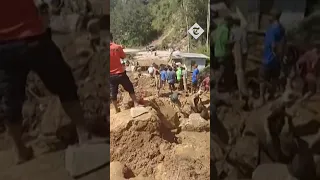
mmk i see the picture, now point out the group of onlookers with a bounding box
[212,9,320,107]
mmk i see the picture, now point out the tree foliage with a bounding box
[110,0,154,46]
[110,0,208,47]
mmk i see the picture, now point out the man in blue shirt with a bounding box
[259,9,285,106]
[157,67,168,96]
[160,67,167,89]
[167,67,176,93]
[191,64,200,93]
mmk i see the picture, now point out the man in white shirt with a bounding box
[148,65,154,77]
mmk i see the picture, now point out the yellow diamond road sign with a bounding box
[188,23,204,39]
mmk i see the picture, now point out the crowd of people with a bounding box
[212,9,320,108]
[147,63,210,97]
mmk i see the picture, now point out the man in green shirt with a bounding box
[212,16,233,91]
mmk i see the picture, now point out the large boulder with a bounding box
[252,164,298,180]
[228,136,259,176]
[110,108,169,177]
[179,113,210,132]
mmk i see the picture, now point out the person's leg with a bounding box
[191,82,193,93]
[90,38,97,52]
[109,74,121,112]
[0,41,33,163]
[30,37,91,144]
[269,66,281,99]
[158,80,162,95]
[302,73,317,101]
[194,82,198,93]
[171,83,174,93]
[216,60,225,91]
[285,66,295,90]
[119,73,140,107]
[155,75,159,89]
[258,65,269,105]
[191,83,194,93]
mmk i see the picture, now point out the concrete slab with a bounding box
[65,143,110,177]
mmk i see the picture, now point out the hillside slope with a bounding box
[110,0,209,53]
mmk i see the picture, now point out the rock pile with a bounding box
[110,96,210,180]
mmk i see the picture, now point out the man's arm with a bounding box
[196,69,200,80]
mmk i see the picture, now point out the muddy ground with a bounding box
[110,69,211,179]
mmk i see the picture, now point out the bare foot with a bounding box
[15,147,34,165]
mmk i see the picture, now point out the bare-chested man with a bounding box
[296,47,320,101]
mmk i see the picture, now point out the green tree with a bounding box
[110,0,209,49]
[110,0,154,46]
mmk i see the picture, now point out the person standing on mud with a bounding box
[87,18,101,52]
[181,66,188,92]
[191,64,200,93]
[200,75,210,92]
[176,65,183,90]
[110,33,141,113]
[166,67,176,93]
[230,18,249,101]
[152,63,160,93]
[148,64,154,77]
[296,47,320,101]
[160,67,167,89]
[212,16,234,91]
[258,9,285,106]
[0,0,105,164]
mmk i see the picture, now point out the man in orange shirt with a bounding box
[110,33,140,112]
[0,0,102,164]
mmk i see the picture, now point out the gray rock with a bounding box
[130,107,149,118]
[179,113,210,132]
[252,164,298,180]
[65,143,110,177]
[228,136,259,175]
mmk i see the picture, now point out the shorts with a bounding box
[259,64,281,81]
[168,82,175,89]
[110,72,134,100]
[0,33,78,123]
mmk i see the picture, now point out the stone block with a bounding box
[130,107,149,118]
[65,143,110,177]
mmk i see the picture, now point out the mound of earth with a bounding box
[110,95,210,179]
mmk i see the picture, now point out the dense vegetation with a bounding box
[110,0,209,54]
